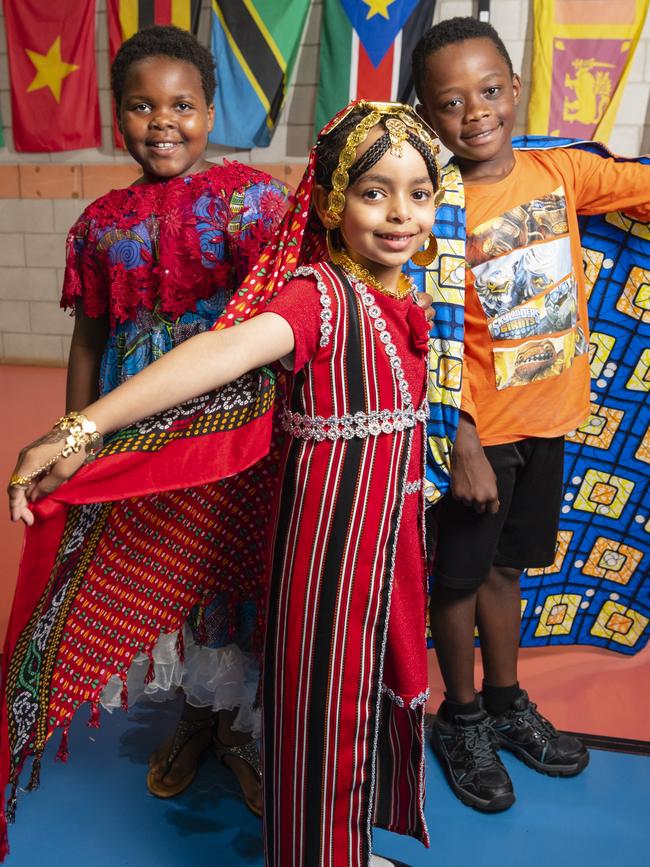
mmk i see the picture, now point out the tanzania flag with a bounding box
[315,0,436,133]
[3,0,100,152]
[107,0,202,146]
[209,0,311,148]
[527,0,650,142]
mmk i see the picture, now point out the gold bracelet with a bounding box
[53,411,100,457]
[9,412,103,488]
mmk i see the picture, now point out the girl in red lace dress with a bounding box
[10,100,440,867]
[62,26,289,809]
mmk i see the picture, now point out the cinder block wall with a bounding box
[1,0,649,366]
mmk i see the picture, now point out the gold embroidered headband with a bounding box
[322,100,441,228]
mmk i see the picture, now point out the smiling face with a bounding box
[315,127,437,291]
[118,56,215,183]
[417,37,520,183]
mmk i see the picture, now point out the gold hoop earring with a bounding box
[410,233,438,267]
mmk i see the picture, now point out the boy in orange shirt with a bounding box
[412,17,650,812]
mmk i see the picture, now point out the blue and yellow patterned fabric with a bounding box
[408,163,467,503]
[514,137,650,655]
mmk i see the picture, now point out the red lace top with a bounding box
[61,161,289,325]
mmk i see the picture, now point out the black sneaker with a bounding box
[430,706,515,812]
[489,691,589,777]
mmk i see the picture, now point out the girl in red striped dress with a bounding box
[9,101,441,867]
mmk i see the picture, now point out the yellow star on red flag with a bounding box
[25,37,79,103]
[363,0,396,19]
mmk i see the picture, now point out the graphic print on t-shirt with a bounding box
[467,187,587,389]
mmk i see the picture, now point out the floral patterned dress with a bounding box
[61,162,289,729]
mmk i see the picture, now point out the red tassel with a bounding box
[0,807,9,862]
[120,680,129,711]
[87,701,101,729]
[55,729,70,763]
[175,630,185,663]
[144,655,155,685]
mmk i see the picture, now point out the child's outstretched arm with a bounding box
[65,303,110,411]
[8,312,294,523]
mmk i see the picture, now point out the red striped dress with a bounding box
[261,262,431,867]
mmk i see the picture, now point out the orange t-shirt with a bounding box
[461,147,650,446]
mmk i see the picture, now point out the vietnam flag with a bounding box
[315,0,436,133]
[108,0,202,147]
[3,0,100,152]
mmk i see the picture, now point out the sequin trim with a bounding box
[350,274,415,406]
[292,265,334,347]
[281,405,428,441]
[381,684,430,710]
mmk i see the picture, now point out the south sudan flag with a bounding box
[209,0,311,149]
[315,0,436,134]
[107,0,202,146]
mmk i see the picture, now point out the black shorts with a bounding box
[430,436,565,591]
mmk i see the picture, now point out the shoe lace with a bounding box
[516,701,557,741]
[462,720,497,768]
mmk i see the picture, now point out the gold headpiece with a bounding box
[323,100,440,228]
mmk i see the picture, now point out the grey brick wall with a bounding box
[1,0,649,365]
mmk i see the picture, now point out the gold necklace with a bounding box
[331,249,414,300]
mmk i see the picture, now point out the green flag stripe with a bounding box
[315,0,353,133]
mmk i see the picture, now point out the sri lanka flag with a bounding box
[210,0,311,149]
[107,0,202,147]
[527,0,650,142]
[315,0,436,133]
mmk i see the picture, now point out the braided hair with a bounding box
[315,106,440,194]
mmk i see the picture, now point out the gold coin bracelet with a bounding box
[9,411,103,487]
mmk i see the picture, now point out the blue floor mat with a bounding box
[5,697,649,867]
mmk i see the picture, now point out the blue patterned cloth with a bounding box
[514,138,650,655]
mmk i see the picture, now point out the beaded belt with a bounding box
[281,404,428,441]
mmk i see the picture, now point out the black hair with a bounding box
[412,16,514,102]
[315,106,440,193]
[111,25,216,109]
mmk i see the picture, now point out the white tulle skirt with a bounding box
[99,623,261,737]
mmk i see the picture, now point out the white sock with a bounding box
[370,857,395,866]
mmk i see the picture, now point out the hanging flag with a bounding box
[107,0,202,147]
[315,0,436,133]
[527,0,650,143]
[3,0,100,152]
[209,0,311,149]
